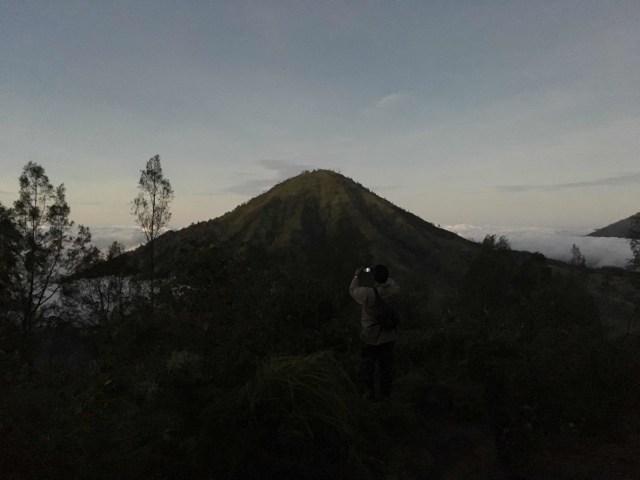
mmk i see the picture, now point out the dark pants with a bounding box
[361,341,395,399]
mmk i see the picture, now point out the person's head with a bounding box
[372,264,389,284]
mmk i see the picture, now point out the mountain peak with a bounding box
[253,168,357,204]
[115,170,476,293]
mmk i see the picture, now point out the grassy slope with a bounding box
[117,170,478,312]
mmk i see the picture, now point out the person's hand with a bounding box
[354,266,364,276]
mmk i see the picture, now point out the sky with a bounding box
[1,1,639,264]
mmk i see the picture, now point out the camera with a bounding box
[363,267,372,273]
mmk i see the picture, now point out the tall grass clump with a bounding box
[250,351,360,442]
[194,351,369,479]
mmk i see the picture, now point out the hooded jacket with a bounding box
[349,276,400,345]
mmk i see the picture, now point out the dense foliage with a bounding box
[2,235,640,479]
[2,163,97,334]
[131,155,174,309]
[2,168,640,479]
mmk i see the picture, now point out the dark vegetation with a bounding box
[2,169,640,479]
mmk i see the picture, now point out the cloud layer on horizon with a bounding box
[90,223,634,271]
[445,224,632,268]
[89,226,144,252]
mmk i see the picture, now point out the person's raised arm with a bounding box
[349,267,368,304]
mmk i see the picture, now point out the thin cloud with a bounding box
[225,159,315,196]
[225,178,278,196]
[256,159,315,178]
[374,92,415,110]
[497,172,640,193]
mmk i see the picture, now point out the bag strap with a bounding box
[371,286,395,335]
[373,286,382,301]
[372,286,388,308]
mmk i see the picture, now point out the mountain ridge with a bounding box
[79,168,639,333]
[589,212,640,239]
[97,169,478,308]
[167,169,474,268]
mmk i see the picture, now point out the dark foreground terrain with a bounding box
[3,170,640,479]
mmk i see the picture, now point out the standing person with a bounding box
[349,265,400,400]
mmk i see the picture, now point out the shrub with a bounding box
[194,351,368,479]
[166,350,203,384]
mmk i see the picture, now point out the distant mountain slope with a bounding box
[100,169,478,305]
[81,169,640,330]
[158,169,476,274]
[589,213,640,239]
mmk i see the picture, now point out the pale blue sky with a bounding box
[2,0,639,232]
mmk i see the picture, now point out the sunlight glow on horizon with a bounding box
[2,1,638,231]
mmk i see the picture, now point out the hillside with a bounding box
[109,169,479,307]
[589,212,640,239]
[85,169,640,330]
[163,169,474,267]
[9,171,640,480]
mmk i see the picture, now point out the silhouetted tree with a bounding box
[629,214,640,271]
[60,241,130,326]
[6,162,95,332]
[569,243,586,273]
[626,215,640,335]
[131,154,174,299]
[461,234,516,316]
[0,203,20,319]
